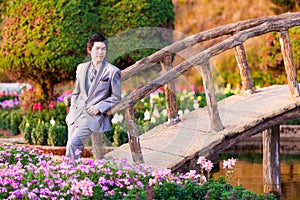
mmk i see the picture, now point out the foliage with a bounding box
[18,101,68,146]
[0,0,174,99]
[0,87,238,146]
[0,144,274,199]
[19,87,41,113]
[0,109,22,135]
[259,27,300,82]
[99,0,175,69]
[270,0,300,14]
[0,0,102,99]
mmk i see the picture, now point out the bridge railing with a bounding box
[106,12,300,163]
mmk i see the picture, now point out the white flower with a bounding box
[162,109,168,116]
[111,113,124,124]
[180,96,185,101]
[153,108,160,118]
[117,113,124,122]
[178,110,183,116]
[144,110,150,121]
[150,116,157,124]
[50,118,56,126]
[193,100,199,109]
[111,116,117,124]
[184,109,190,114]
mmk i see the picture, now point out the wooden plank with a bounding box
[278,29,300,99]
[263,125,281,197]
[106,85,300,171]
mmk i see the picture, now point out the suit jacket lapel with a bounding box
[82,62,90,97]
[88,61,107,96]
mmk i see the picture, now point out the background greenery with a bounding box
[0,0,174,100]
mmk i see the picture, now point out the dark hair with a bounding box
[86,33,108,52]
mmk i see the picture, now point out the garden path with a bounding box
[105,84,300,171]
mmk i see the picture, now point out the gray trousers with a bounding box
[66,114,100,160]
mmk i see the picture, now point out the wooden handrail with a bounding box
[107,16,300,115]
[121,12,300,81]
[105,13,300,163]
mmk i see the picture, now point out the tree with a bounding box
[98,0,175,69]
[260,1,300,80]
[0,0,101,99]
[270,0,300,14]
[0,0,175,100]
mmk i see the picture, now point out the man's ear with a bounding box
[87,48,91,54]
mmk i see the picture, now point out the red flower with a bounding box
[49,101,56,110]
[33,103,43,111]
[198,85,205,92]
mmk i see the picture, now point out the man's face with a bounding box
[89,41,107,64]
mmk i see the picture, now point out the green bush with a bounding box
[47,124,67,146]
[99,0,175,69]
[19,102,68,146]
[0,0,102,98]
[0,109,22,135]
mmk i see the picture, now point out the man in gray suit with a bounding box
[65,33,121,160]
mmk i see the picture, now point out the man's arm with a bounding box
[96,69,121,114]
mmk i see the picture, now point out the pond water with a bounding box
[212,153,300,199]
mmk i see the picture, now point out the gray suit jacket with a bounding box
[66,60,121,133]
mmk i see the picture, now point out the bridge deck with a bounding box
[105,85,300,171]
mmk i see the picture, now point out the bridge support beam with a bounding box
[262,125,281,197]
[125,106,144,164]
[234,44,255,94]
[278,29,300,99]
[161,55,180,125]
[200,62,224,131]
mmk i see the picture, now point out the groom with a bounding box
[65,33,121,160]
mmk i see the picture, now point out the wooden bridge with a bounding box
[103,12,300,196]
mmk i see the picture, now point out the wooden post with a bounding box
[262,125,281,197]
[91,133,104,159]
[278,29,300,99]
[200,62,224,131]
[234,44,255,94]
[125,106,144,163]
[161,55,180,125]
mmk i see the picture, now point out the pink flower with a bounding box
[148,178,157,186]
[75,149,82,156]
[223,158,236,169]
[71,178,95,197]
[185,170,197,179]
[199,175,207,185]
[49,101,55,109]
[204,160,214,172]
[33,103,42,111]
[197,156,206,166]
[108,190,115,196]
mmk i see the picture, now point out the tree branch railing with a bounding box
[121,12,300,81]
[106,13,300,163]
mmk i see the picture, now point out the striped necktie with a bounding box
[90,67,97,83]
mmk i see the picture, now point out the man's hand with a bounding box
[86,106,100,115]
[64,95,71,106]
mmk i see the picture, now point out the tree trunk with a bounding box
[35,81,54,100]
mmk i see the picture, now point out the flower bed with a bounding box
[0,144,274,199]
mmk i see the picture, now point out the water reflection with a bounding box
[212,154,300,199]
